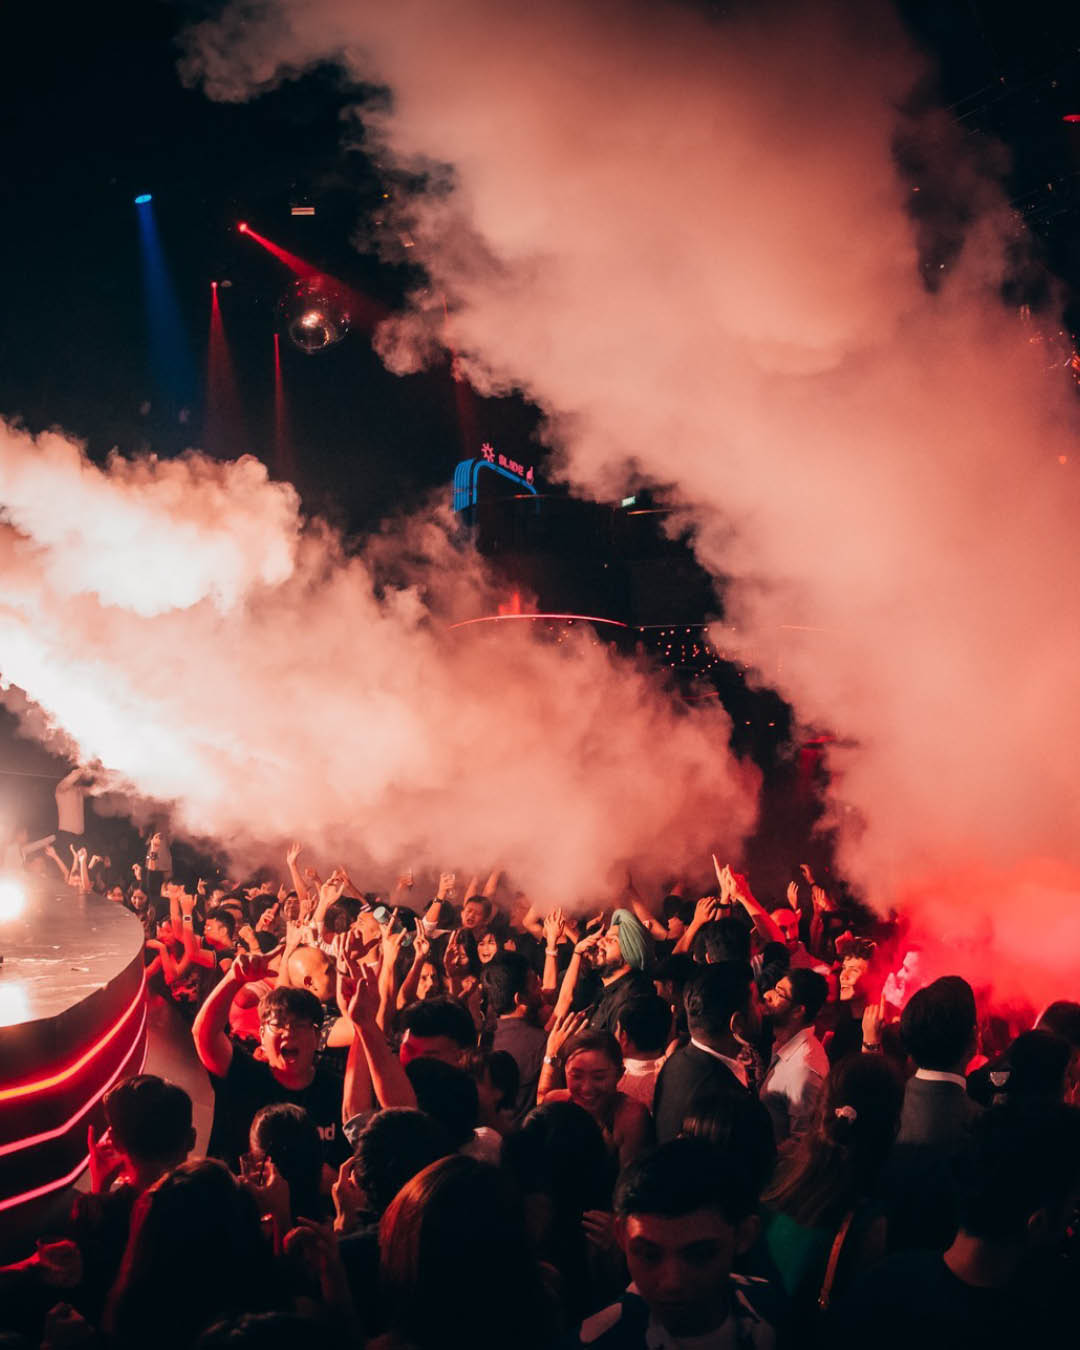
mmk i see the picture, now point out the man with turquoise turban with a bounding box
[587,908,653,1035]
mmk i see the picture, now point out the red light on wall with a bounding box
[0,970,145,1102]
[238,222,249,233]
[1064,114,1080,123]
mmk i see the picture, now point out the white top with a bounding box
[760,1025,829,1141]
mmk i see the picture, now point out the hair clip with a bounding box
[834,1105,858,1122]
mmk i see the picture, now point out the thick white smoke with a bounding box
[177,0,1080,997]
[0,418,757,901]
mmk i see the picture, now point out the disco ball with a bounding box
[277,274,353,355]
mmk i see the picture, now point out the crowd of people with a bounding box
[2,814,1079,1349]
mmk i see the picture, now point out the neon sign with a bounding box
[453,444,538,511]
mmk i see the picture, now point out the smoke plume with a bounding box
[177,0,1080,996]
[0,418,757,901]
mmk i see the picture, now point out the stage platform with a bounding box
[0,882,147,1241]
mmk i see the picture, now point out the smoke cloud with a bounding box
[177,0,1080,996]
[0,417,757,901]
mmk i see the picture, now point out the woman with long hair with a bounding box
[761,1054,903,1315]
[106,1160,274,1350]
[376,1155,557,1350]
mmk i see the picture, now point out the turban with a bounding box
[610,908,648,971]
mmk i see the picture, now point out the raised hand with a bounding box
[443,929,470,973]
[546,1007,589,1058]
[87,1122,124,1194]
[692,895,718,928]
[573,929,604,956]
[286,841,303,867]
[543,907,565,948]
[436,871,456,901]
[346,964,382,1027]
[811,885,833,913]
[786,881,799,907]
[319,875,346,908]
[256,901,281,933]
[332,1157,365,1234]
[232,944,284,985]
[861,994,887,1049]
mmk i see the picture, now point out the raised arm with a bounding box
[341,964,416,1115]
[673,894,719,955]
[193,947,279,1077]
[396,923,432,1011]
[722,861,786,947]
[549,930,600,1025]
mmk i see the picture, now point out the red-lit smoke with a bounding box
[0,420,758,901]
[180,0,1080,1001]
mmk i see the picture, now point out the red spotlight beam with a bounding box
[237,223,318,277]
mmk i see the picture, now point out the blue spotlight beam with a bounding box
[134,198,196,411]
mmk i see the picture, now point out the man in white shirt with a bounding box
[760,968,829,1142]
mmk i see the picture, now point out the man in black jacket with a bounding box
[653,961,760,1143]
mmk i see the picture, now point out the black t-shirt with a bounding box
[828,1250,1052,1348]
[589,969,653,1036]
[207,1044,349,1171]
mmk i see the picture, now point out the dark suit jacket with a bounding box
[652,1043,746,1143]
[882,1075,981,1253]
[897,1075,980,1151]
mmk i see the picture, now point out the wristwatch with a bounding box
[543,1055,557,1066]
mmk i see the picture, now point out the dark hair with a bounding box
[680,1089,778,1197]
[258,985,325,1030]
[695,918,750,965]
[464,1049,520,1114]
[655,952,696,991]
[662,895,695,926]
[352,1108,452,1217]
[997,1030,1071,1103]
[764,1054,903,1229]
[322,897,362,936]
[683,961,753,1043]
[1037,1001,1080,1048]
[250,1103,325,1221]
[400,996,477,1049]
[616,1137,756,1226]
[502,1102,616,1322]
[379,1156,554,1350]
[462,895,494,919]
[204,906,237,940]
[503,1101,616,1215]
[787,968,829,1025]
[957,1103,1080,1242]
[900,976,977,1071]
[482,952,532,1016]
[105,1075,193,1164]
[617,994,671,1057]
[107,1160,272,1350]
[405,1058,479,1149]
[561,1028,622,1073]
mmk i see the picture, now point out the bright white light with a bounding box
[0,875,27,922]
[0,980,30,1027]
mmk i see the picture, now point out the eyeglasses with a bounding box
[262,1018,315,1034]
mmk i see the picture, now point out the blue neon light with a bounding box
[452,457,539,511]
[134,193,152,205]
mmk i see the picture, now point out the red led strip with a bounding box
[0,1004,147,1158]
[0,968,145,1102]
[449,613,628,630]
[0,1036,148,1215]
